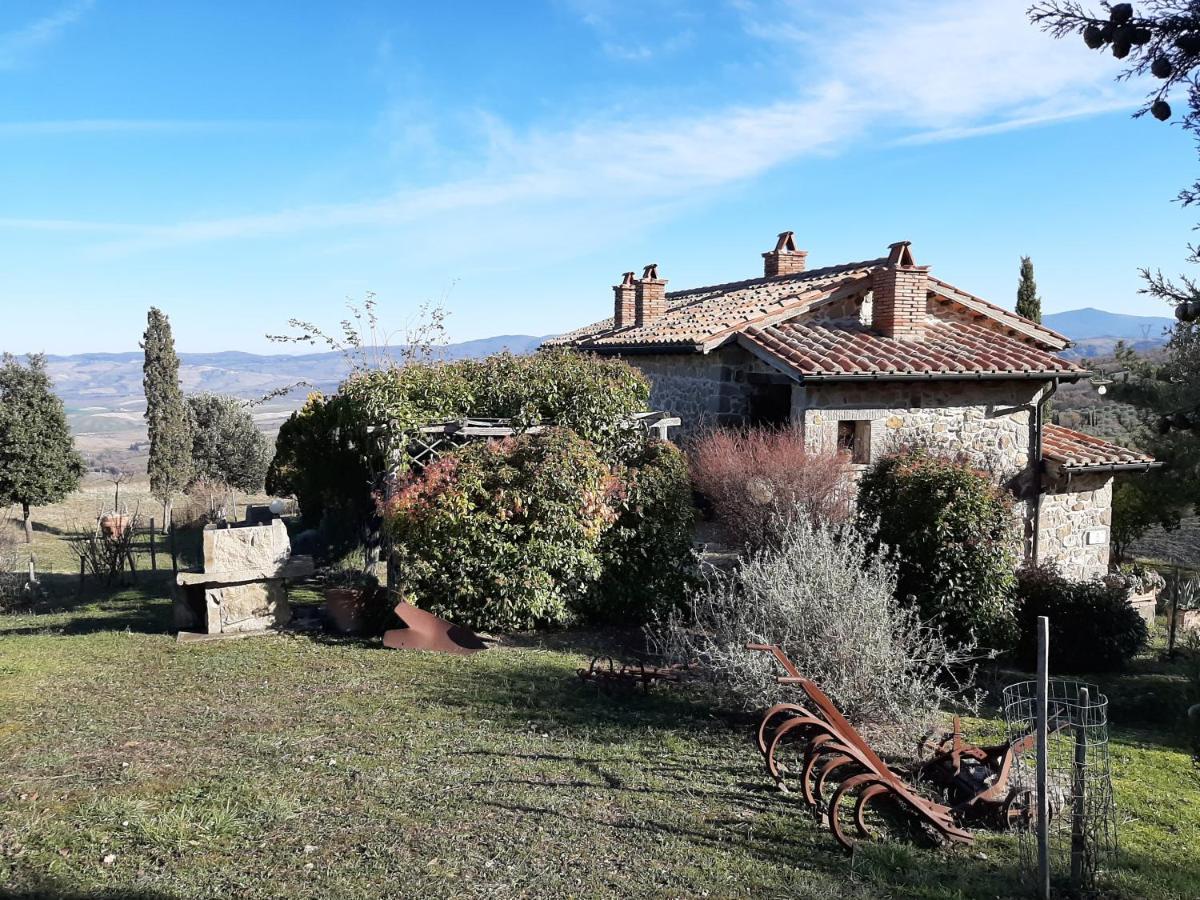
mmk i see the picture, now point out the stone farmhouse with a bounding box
[546,232,1158,579]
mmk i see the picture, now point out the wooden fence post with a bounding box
[169,523,178,574]
[77,554,85,597]
[1037,615,1051,900]
[149,518,157,572]
[1168,566,1180,659]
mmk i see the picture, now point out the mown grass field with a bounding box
[1,581,1198,900]
[2,492,1200,899]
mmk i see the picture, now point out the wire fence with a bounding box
[1002,678,1117,895]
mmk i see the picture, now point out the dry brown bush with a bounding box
[688,426,853,548]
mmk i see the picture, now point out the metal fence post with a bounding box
[1037,615,1050,900]
[1071,687,1090,889]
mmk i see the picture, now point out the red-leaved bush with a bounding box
[688,427,853,547]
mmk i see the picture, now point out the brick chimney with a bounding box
[635,263,668,326]
[871,240,929,342]
[762,231,808,277]
[613,271,637,328]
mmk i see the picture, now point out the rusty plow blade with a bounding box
[382,601,487,654]
[577,656,695,693]
[747,642,1056,851]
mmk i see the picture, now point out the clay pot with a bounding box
[324,586,377,635]
[99,514,129,538]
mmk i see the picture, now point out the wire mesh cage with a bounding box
[1002,679,1117,894]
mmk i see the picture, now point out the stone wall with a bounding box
[1038,472,1113,579]
[621,347,1114,579]
[630,346,783,435]
[795,379,1042,557]
[794,380,1040,480]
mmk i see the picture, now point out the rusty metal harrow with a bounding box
[750,644,1051,851]
[577,656,694,693]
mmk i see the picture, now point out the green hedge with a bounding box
[382,430,696,632]
[383,428,616,631]
[856,448,1018,651]
[267,349,652,535]
[587,440,697,624]
[1014,564,1148,673]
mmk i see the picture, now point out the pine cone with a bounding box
[1174,33,1200,54]
[1152,99,1172,120]
[1084,25,1105,49]
[1152,56,1174,78]
[1109,4,1134,25]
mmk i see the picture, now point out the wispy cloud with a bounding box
[2,0,1140,259]
[0,0,95,70]
[560,0,696,61]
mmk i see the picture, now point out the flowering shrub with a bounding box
[856,448,1018,651]
[653,514,979,751]
[383,428,619,631]
[688,427,853,548]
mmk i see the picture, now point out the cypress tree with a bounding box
[0,354,85,543]
[142,308,192,530]
[1016,256,1042,324]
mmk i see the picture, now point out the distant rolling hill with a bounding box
[41,335,544,465]
[46,335,546,413]
[1044,307,1175,358]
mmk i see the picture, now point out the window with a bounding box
[836,420,871,464]
[747,382,792,427]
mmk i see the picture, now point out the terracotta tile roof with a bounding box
[1042,424,1157,470]
[739,318,1084,379]
[544,260,882,349]
[547,246,1082,381]
[928,277,1070,350]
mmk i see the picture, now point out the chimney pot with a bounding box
[871,240,929,342]
[635,263,668,326]
[762,230,808,277]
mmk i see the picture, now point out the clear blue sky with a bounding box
[1,0,1196,354]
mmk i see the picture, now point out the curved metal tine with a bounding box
[799,734,844,805]
[853,782,892,839]
[749,643,895,781]
[756,702,813,757]
[827,772,885,850]
[765,714,842,788]
[812,752,862,815]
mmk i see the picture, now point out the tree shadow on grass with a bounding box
[475,793,1029,897]
[0,580,174,637]
[32,522,67,536]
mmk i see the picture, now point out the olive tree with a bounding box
[187,392,272,497]
[0,354,84,543]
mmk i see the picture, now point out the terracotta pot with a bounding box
[324,586,375,635]
[99,514,129,538]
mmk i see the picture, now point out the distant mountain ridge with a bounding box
[43,335,546,411]
[1043,307,1174,358]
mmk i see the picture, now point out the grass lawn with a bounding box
[2,583,1199,900]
